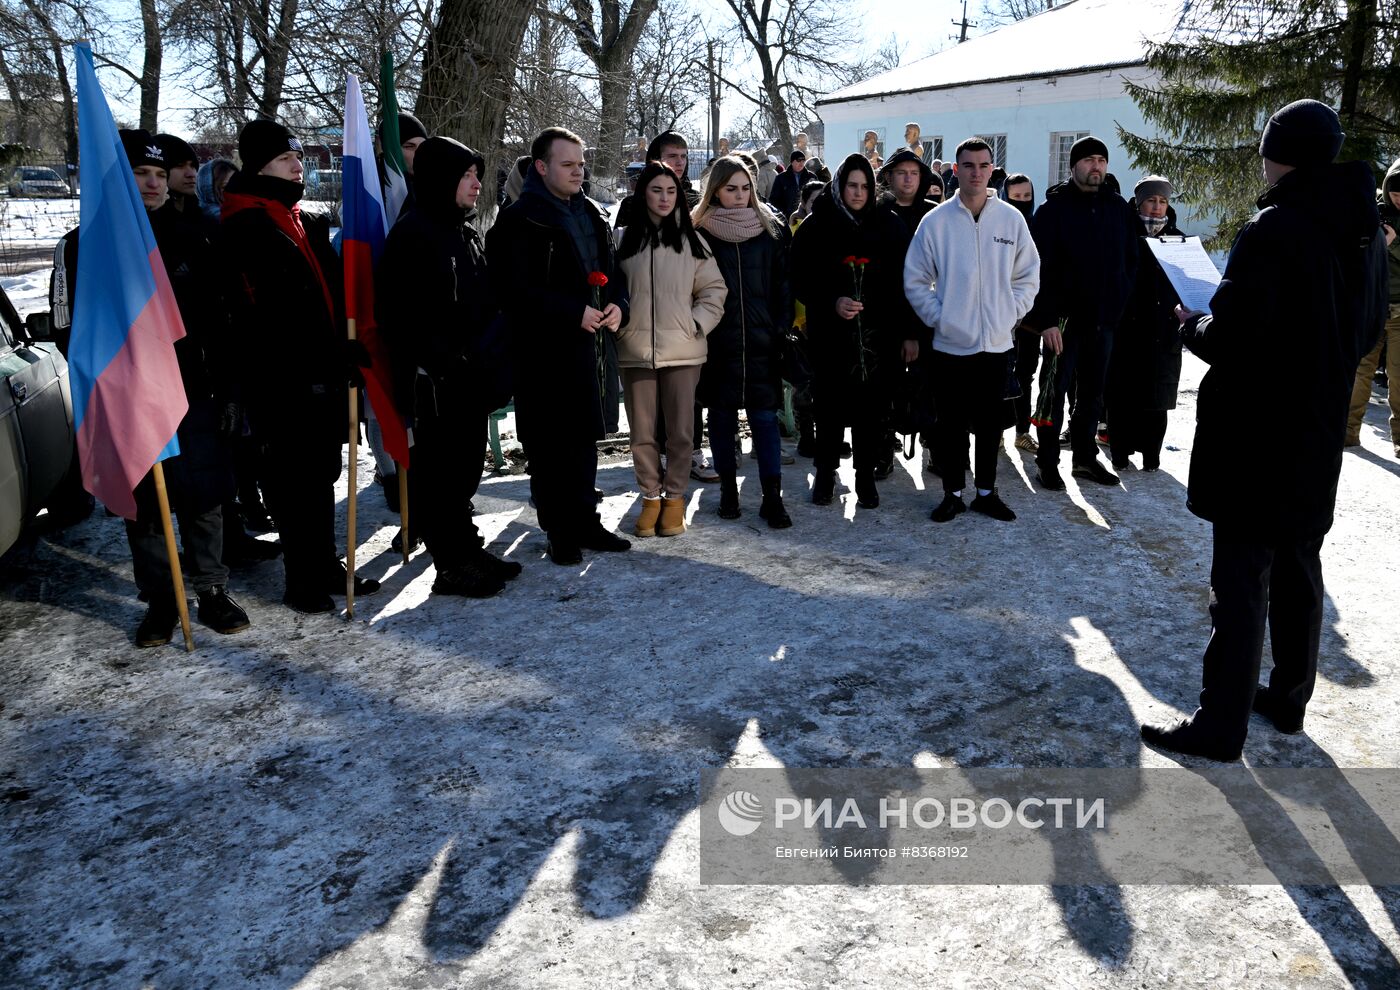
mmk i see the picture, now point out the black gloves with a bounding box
[345,338,371,389]
[218,401,243,440]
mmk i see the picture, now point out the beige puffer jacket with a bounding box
[614,239,727,369]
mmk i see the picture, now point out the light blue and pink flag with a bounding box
[342,72,410,467]
[68,42,188,520]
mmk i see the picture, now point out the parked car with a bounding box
[0,284,79,559]
[7,166,70,198]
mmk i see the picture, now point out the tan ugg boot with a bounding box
[658,496,686,536]
[635,496,662,537]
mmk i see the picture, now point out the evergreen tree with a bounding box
[1119,0,1400,245]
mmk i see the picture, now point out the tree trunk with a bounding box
[755,47,793,155]
[594,56,630,188]
[1339,0,1376,141]
[0,47,26,144]
[419,0,535,213]
[139,0,161,131]
[257,0,300,118]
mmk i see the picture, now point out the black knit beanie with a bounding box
[380,112,428,148]
[1258,99,1344,167]
[238,119,303,176]
[154,133,198,168]
[119,129,166,170]
[1069,135,1109,168]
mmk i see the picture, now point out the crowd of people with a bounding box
[45,98,1397,763]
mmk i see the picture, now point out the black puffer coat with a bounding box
[219,172,348,445]
[485,170,629,443]
[696,221,791,411]
[1182,161,1387,540]
[376,138,507,422]
[1107,207,1184,413]
[791,183,919,400]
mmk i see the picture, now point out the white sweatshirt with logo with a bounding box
[903,194,1041,356]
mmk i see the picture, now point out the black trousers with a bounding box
[1194,525,1326,748]
[126,504,227,600]
[262,435,342,593]
[813,385,881,475]
[1036,326,1113,468]
[1013,327,1042,435]
[930,349,1011,494]
[1109,409,1168,467]
[409,413,486,570]
[528,431,599,540]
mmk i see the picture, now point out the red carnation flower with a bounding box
[856,257,871,266]
[587,271,609,287]
[842,255,857,265]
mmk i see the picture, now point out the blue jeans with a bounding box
[709,407,782,479]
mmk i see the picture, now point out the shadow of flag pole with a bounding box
[151,462,194,651]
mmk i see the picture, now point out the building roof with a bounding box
[819,0,1186,106]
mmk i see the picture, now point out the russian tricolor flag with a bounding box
[68,43,188,521]
[342,73,410,467]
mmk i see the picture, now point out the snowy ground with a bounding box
[0,196,78,276]
[3,352,1400,988]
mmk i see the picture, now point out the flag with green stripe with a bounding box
[379,51,409,221]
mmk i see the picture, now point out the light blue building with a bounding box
[816,0,1204,230]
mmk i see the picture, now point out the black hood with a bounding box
[878,148,935,199]
[1380,157,1400,221]
[1004,179,1036,223]
[1263,160,1380,249]
[412,136,485,221]
[827,153,877,224]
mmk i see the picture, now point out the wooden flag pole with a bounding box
[347,317,359,620]
[398,465,410,565]
[152,461,194,652]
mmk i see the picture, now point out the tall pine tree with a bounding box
[1119,0,1400,245]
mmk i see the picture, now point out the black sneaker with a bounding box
[547,540,583,565]
[1140,717,1241,762]
[970,489,1016,521]
[872,458,894,481]
[135,600,178,647]
[1035,465,1066,491]
[811,470,836,505]
[1072,459,1120,486]
[328,560,381,596]
[391,529,422,556]
[476,545,523,581]
[577,520,631,553]
[930,494,966,522]
[432,559,505,598]
[1251,684,1305,734]
[283,587,335,614]
[198,586,251,634]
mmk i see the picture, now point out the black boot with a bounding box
[475,544,523,580]
[577,514,632,552]
[135,598,179,647]
[197,586,251,634]
[854,470,879,508]
[795,405,816,458]
[758,475,792,529]
[432,555,506,598]
[811,469,836,505]
[718,471,741,519]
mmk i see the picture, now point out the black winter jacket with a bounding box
[1108,208,1184,412]
[791,190,920,396]
[1027,179,1139,334]
[696,223,791,411]
[219,172,348,444]
[1182,161,1387,539]
[376,144,506,422]
[485,172,629,442]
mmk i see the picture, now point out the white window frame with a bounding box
[1049,130,1091,188]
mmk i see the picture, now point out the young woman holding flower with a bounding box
[691,155,794,528]
[791,153,920,508]
[613,161,728,537]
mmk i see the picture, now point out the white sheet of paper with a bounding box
[1144,235,1222,314]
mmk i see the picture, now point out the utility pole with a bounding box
[951,0,976,42]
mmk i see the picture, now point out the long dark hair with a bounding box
[618,161,710,260]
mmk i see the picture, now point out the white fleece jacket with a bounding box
[903,194,1041,356]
